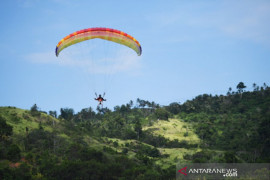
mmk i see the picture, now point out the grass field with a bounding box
[143,118,200,144]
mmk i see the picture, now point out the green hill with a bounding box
[0,82,269,179]
[0,107,59,134]
[0,106,190,179]
[166,82,270,163]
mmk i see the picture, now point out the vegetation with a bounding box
[0,82,269,179]
[167,82,270,163]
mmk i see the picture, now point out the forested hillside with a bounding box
[166,82,270,163]
[0,82,269,179]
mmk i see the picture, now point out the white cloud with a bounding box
[146,1,270,45]
[210,1,270,44]
[26,48,142,75]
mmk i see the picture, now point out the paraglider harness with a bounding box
[95,93,106,106]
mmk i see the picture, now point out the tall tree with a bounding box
[253,83,258,91]
[30,103,41,116]
[236,82,246,98]
[227,87,232,95]
[134,119,142,140]
[236,82,246,93]
[30,104,39,112]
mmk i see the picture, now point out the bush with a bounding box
[155,108,170,121]
[0,116,13,141]
[113,141,119,147]
[122,148,128,154]
[7,144,21,162]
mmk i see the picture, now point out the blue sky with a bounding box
[1,0,270,113]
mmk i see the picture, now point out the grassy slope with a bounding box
[0,107,60,134]
[143,118,201,167]
[143,118,200,144]
[1,107,202,169]
[98,119,202,168]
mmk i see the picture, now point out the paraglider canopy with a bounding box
[55,27,142,57]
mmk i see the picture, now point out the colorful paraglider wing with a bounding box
[55,28,142,56]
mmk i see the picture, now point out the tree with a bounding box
[167,102,181,114]
[30,104,38,112]
[96,106,111,115]
[223,151,239,163]
[0,116,13,141]
[155,108,170,120]
[263,82,268,89]
[128,100,134,108]
[7,144,21,162]
[136,98,147,108]
[236,82,246,94]
[236,82,246,98]
[75,107,96,122]
[60,108,74,121]
[227,87,232,95]
[134,119,142,140]
[49,111,57,118]
[26,129,54,151]
[30,103,41,116]
[253,83,258,91]
[120,105,129,114]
